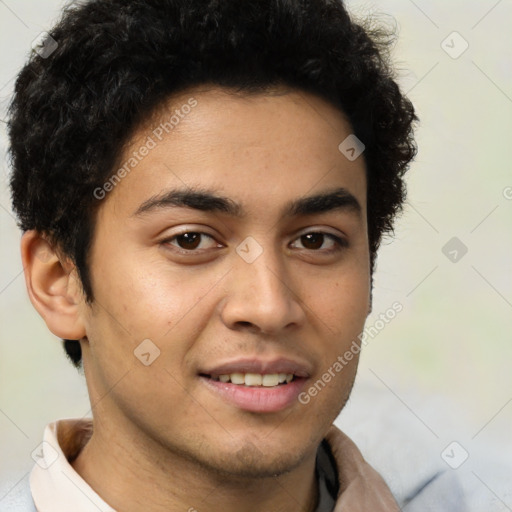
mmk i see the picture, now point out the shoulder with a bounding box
[334,382,470,511]
[401,470,467,511]
[335,380,512,511]
[0,472,37,512]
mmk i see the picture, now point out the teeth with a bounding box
[245,373,262,386]
[214,373,294,386]
[262,374,279,387]
[230,373,245,385]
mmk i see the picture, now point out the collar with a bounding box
[30,419,114,512]
[323,425,400,511]
[30,419,399,512]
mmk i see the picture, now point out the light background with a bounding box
[0,0,511,508]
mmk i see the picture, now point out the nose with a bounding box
[219,246,306,335]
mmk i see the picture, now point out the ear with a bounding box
[20,230,86,340]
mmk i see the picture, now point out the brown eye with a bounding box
[300,233,325,250]
[175,232,202,250]
[291,232,346,252]
[165,232,219,252]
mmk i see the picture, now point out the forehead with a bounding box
[102,86,367,218]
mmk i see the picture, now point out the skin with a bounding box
[22,86,370,512]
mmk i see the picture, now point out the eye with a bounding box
[161,229,347,256]
[164,231,221,252]
[290,232,347,253]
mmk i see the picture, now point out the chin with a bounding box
[206,441,308,479]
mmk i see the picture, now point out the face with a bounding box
[79,86,370,478]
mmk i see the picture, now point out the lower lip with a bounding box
[200,376,307,413]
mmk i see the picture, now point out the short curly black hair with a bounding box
[8,0,417,368]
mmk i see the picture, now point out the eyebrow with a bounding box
[132,186,362,219]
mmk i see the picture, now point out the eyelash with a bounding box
[161,230,348,255]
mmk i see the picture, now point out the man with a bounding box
[4,0,462,510]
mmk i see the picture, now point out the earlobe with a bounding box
[21,230,86,340]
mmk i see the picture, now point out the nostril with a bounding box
[234,321,259,332]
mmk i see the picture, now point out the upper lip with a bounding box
[200,357,312,379]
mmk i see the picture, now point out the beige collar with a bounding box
[325,425,400,511]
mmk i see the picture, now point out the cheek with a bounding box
[299,266,369,399]
[90,253,185,333]
[85,253,229,375]
[306,267,369,334]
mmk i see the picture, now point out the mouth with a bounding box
[198,359,310,413]
[201,372,296,387]
[199,373,307,413]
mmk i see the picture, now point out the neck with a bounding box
[71,415,319,512]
